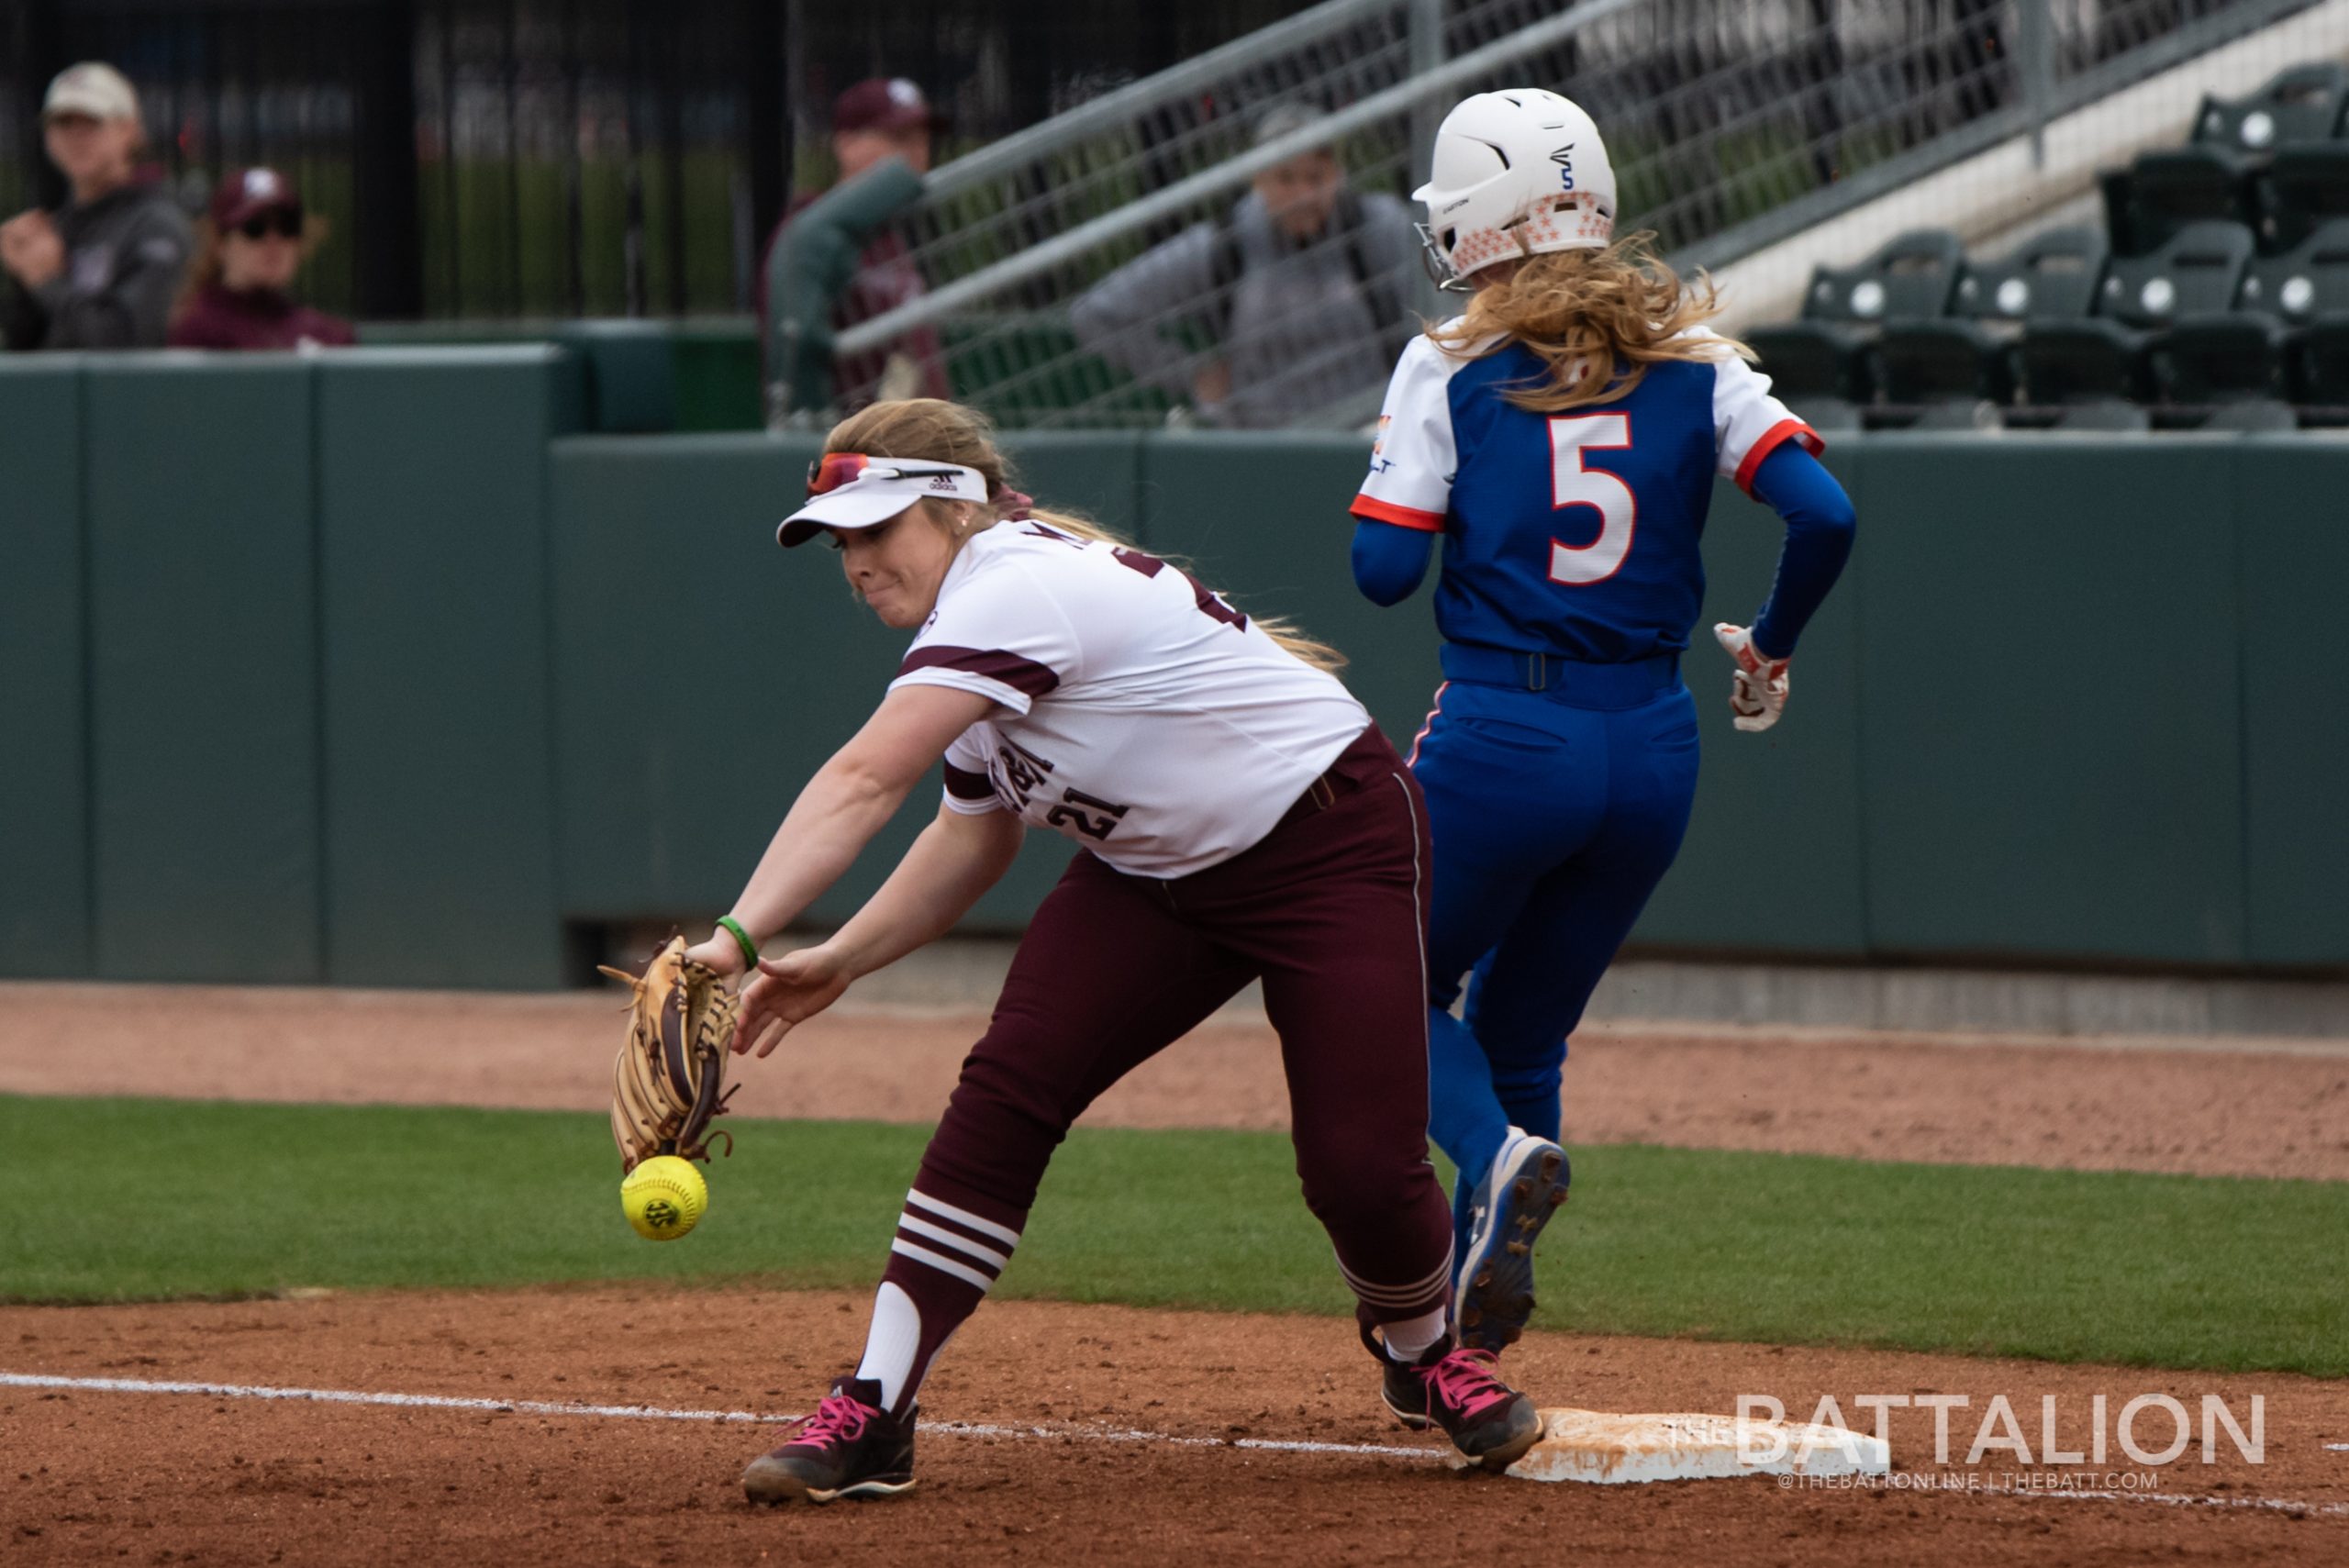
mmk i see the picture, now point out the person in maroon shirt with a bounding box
[168,168,355,350]
[756,77,950,408]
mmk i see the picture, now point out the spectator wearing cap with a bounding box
[1072,103,1416,428]
[1,61,193,350]
[169,168,355,350]
[756,76,950,409]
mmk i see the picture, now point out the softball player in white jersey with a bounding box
[675,398,1546,1504]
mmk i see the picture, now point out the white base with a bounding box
[1447,1407,1892,1485]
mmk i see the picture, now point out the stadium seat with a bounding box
[2097,221,2255,328]
[1903,398,2005,433]
[2285,316,2349,408]
[2047,399,2153,433]
[1796,228,1966,324]
[1950,226,2108,323]
[1869,321,2015,409]
[1785,396,1864,434]
[2197,398,2301,432]
[1748,323,1873,405]
[2260,144,2349,251]
[2152,313,2289,405]
[2194,61,2349,153]
[2106,148,2262,256]
[2236,218,2349,323]
[2016,320,2154,406]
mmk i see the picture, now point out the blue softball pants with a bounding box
[1408,649,1701,1249]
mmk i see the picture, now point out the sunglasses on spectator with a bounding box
[237,210,304,240]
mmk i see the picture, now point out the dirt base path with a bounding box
[5,981,2345,1180]
[4,1285,2343,1567]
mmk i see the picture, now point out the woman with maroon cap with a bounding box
[168,168,354,351]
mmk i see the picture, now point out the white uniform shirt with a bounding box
[888,521,1370,877]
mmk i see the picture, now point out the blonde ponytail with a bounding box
[1431,231,1750,411]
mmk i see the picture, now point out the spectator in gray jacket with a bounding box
[1072,104,1416,428]
[1,62,193,351]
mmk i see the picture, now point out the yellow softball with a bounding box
[620,1155,708,1241]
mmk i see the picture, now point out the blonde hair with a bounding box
[1430,232,1750,411]
[823,399,1347,672]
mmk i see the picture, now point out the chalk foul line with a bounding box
[0,1372,1421,1460]
[5,1371,2343,1515]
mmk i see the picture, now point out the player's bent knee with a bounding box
[1294,1138,1442,1229]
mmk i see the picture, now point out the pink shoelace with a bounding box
[1422,1348,1515,1418]
[787,1391,876,1448]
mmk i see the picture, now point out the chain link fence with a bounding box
[826,0,2325,429]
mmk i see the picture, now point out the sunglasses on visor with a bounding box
[806,453,974,495]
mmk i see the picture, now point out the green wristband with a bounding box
[715,917,760,969]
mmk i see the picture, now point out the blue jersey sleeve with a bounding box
[1351,518,1436,606]
[1745,442,1856,660]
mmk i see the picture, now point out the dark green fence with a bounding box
[4,350,2342,988]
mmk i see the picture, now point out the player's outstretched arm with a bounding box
[734,803,1023,1057]
[686,684,996,983]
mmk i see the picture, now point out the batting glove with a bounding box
[1713,623,1790,733]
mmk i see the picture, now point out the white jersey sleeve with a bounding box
[940,728,1004,816]
[1350,332,1460,532]
[888,558,1083,717]
[1698,328,1824,496]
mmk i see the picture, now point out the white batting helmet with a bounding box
[1413,89,1616,290]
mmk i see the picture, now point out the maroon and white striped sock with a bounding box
[852,1184,1026,1415]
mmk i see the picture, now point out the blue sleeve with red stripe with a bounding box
[1351,517,1437,606]
[1745,442,1855,661]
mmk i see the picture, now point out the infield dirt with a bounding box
[4,981,2346,1564]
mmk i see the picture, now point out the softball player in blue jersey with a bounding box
[1350,90,1856,1358]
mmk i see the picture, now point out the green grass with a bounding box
[3,1095,2343,1377]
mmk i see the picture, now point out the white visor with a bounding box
[777,456,991,547]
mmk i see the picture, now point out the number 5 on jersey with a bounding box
[1547,413,1635,586]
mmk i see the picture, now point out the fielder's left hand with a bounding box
[1713,623,1790,733]
[734,945,853,1058]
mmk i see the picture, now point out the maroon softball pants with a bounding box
[864,726,1455,1412]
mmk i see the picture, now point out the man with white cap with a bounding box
[2,61,193,350]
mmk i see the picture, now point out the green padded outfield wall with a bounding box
[0,360,90,975]
[1852,437,2249,966]
[545,428,2343,970]
[2233,436,2349,966]
[314,349,575,988]
[17,373,2349,984]
[81,358,322,982]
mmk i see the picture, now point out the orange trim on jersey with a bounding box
[1350,493,1446,532]
[1733,419,1826,499]
[1407,682,1450,768]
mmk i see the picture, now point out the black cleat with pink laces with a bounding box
[741,1376,918,1505]
[1407,1346,1543,1471]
